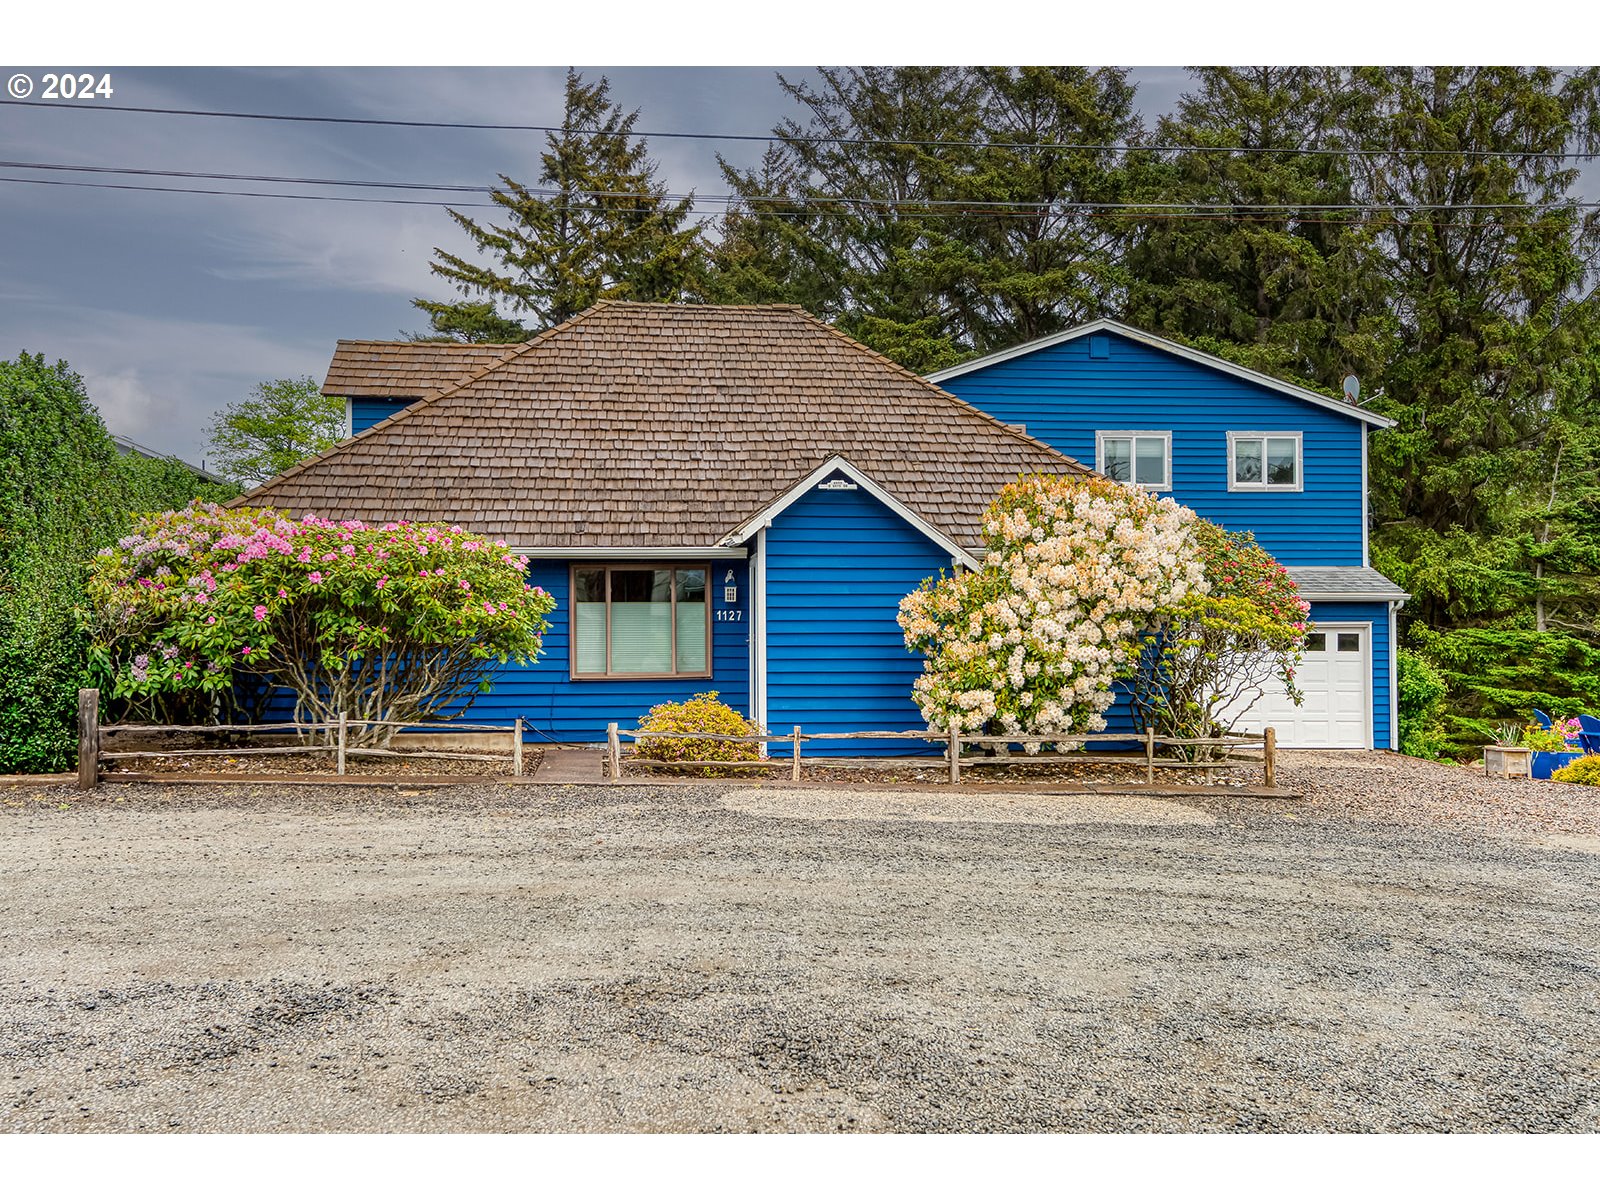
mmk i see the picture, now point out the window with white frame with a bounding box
[1228,432,1302,490]
[1095,431,1171,489]
[571,564,711,679]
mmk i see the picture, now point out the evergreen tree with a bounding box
[946,66,1141,351]
[414,70,704,339]
[711,67,984,372]
[1351,67,1600,548]
[1121,66,1390,388]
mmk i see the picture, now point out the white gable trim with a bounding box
[927,318,1396,430]
[723,455,982,570]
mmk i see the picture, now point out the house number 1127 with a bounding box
[716,610,744,622]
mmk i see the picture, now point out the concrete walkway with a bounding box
[531,745,606,783]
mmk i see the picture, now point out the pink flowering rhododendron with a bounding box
[86,502,553,744]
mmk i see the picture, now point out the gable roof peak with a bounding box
[927,318,1396,429]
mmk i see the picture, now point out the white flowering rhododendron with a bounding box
[899,474,1206,747]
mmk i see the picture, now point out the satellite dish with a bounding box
[1342,375,1360,404]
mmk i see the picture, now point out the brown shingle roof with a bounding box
[240,303,1087,551]
[322,340,528,397]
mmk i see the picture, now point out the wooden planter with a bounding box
[1483,744,1533,779]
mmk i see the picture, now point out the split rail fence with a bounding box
[605,719,1278,788]
[75,688,525,789]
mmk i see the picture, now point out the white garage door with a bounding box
[1233,625,1371,749]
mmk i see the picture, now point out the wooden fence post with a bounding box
[1263,727,1277,789]
[1144,727,1155,785]
[791,726,802,782]
[607,722,620,781]
[513,717,524,777]
[337,712,347,776]
[77,688,99,791]
[947,719,961,786]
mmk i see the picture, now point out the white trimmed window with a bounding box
[571,564,711,679]
[1096,431,1171,489]
[1228,432,1303,491]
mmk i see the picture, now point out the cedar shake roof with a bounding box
[239,303,1087,551]
[322,340,528,397]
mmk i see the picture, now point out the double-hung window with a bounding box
[571,564,711,679]
[1096,431,1171,490]
[1228,432,1303,491]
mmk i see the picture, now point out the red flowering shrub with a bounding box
[85,502,554,743]
[1127,522,1311,752]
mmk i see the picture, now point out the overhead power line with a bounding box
[4,158,1600,213]
[3,172,1595,231]
[3,98,1595,160]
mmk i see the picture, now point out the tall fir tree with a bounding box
[1350,67,1600,548]
[414,70,705,340]
[710,67,984,372]
[944,66,1141,351]
[1121,66,1390,389]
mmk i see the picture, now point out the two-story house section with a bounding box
[929,319,1408,751]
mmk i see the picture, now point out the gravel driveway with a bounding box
[4,755,1599,1132]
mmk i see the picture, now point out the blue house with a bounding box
[241,304,1403,753]
[239,302,1080,753]
[927,319,1406,750]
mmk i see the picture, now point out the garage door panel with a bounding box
[1231,623,1371,749]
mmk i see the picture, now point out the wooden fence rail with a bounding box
[605,720,1279,789]
[77,691,526,788]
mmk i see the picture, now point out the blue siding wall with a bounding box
[350,398,418,434]
[469,559,750,743]
[765,480,951,756]
[1309,600,1393,749]
[267,559,751,744]
[938,331,1368,565]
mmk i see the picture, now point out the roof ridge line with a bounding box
[231,304,610,507]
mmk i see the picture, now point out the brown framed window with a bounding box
[570,564,711,680]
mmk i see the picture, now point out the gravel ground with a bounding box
[3,754,1599,1132]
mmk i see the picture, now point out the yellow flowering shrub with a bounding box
[635,691,762,768]
[1551,754,1600,786]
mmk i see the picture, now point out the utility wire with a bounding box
[3,98,1596,160]
[3,172,1593,230]
[4,158,1600,213]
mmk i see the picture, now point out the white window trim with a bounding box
[1227,431,1304,493]
[1095,430,1172,491]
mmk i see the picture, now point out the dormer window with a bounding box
[1096,431,1171,490]
[1228,432,1303,491]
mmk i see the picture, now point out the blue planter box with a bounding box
[1532,750,1584,779]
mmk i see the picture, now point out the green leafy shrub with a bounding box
[1551,755,1600,786]
[635,692,761,770]
[1396,649,1450,759]
[1412,624,1600,757]
[1,352,237,772]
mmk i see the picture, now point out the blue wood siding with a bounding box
[764,479,950,756]
[268,559,751,744]
[350,398,417,434]
[1308,600,1393,749]
[469,560,750,743]
[938,331,1368,565]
